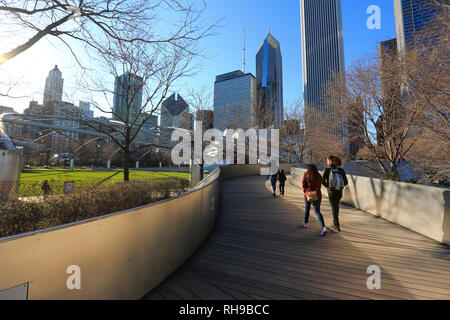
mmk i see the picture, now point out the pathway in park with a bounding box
[143,175,450,300]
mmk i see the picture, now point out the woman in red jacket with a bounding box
[301,165,328,236]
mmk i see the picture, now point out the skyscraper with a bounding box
[113,72,143,122]
[79,101,94,118]
[377,38,403,148]
[394,0,441,55]
[43,65,64,104]
[213,70,256,130]
[160,93,192,130]
[300,0,345,132]
[138,113,159,144]
[256,29,283,128]
[23,100,43,139]
[379,38,401,102]
[43,101,80,139]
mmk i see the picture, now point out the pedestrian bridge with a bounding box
[144,174,450,300]
[0,165,449,300]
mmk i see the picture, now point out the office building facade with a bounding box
[79,101,94,118]
[43,101,80,139]
[138,113,159,145]
[213,70,256,130]
[113,72,143,122]
[43,65,64,104]
[379,38,402,102]
[256,30,283,128]
[0,106,21,138]
[23,100,43,139]
[394,0,441,54]
[300,0,345,138]
[160,93,192,130]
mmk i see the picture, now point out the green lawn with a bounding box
[19,169,190,197]
[21,169,190,182]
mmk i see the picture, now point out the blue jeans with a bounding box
[271,182,276,193]
[304,199,326,229]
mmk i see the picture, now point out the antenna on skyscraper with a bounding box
[243,28,246,73]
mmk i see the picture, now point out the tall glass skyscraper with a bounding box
[394,0,440,54]
[256,29,283,128]
[300,0,345,131]
[113,72,143,122]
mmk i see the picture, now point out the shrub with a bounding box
[0,178,189,238]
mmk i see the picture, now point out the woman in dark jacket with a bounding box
[322,156,348,232]
[301,165,328,236]
[278,169,287,196]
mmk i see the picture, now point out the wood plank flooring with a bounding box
[143,175,450,300]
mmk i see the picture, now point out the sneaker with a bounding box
[320,228,328,236]
[329,226,341,233]
[299,223,309,228]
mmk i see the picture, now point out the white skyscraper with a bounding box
[43,65,64,104]
[300,0,345,134]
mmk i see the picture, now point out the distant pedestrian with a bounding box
[322,155,348,232]
[41,180,52,199]
[267,171,279,197]
[301,165,328,236]
[278,169,287,196]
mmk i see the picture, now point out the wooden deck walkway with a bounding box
[143,175,450,300]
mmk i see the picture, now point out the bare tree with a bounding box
[396,5,450,183]
[324,2,449,183]
[279,98,306,163]
[186,85,212,112]
[303,108,346,164]
[0,0,216,66]
[323,51,419,181]
[68,16,205,180]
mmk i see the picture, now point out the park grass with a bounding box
[18,169,190,197]
[20,169,190,182]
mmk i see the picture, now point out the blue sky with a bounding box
[176,0,397,108]
[0,0,397,114]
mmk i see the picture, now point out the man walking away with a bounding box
[322,156,348,232]
[278,169,287,196]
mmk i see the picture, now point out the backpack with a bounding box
[329,168,345,190]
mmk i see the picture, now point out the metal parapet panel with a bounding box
[0,149,23,201]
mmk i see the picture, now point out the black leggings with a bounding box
[279,183,285,195]
[328,189,342,228]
